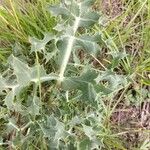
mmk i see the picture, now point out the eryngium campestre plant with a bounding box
[0,0,128,149]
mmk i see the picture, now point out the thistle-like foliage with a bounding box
[0,0,103,110]
[0,0,128,149]
[48,0,101,80]
[0,0,128,111]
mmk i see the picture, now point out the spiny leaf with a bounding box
[57,33,101,68]
[9,55,32,85]
[2,56,58,110]
[48,4,70,18]
[9,55,58,85]
[29,33,54,53]
[27,96,40,116]
[74,34,101,55]
[80,0,95,8]
[95,70,127,90]
[45,41,58,63]
[0,75,7,94]
[108,51,128,69]
[62,69,97,89]
[4,90,22,111]
[62,69,98,101]
[82,124,96,140]
[39,115,69,148]
[0,75,22,111]
[78,138,91,150]
[49,0,99,28]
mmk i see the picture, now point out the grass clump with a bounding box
[0,0,58,62]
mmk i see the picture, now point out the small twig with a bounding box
[90,54,107,70]
[112,129,150,136]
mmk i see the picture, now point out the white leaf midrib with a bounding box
[58,15,81,81]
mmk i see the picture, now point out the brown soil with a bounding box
[101,0,123,18]
[111,102,150,148]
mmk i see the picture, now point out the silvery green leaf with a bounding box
[80,0,95,8]
[53,23,65,32]
[0,75,7,94]
[79,11,100,27]
[69,116,82,126]
[39,116,57,138]
[27,96,40,116]
[9,55,32,85]
[48,0,99,28]
[4,91,22,111]
[82,124,102,149]
[62,69,98,102]
[98,14,109,26]
[109,51,128,59]
[13,43,26,59]
[95,70,127,90]
[44,41,58,63]
[45,50,58,63]
[108,51,128,69]
[67,0,80,17]
[29,33,54,53]
[9,55,58,85]
[85,83,97,102]
[72,50,81,64]
[62,69,97,89]
[39,115,69,148]
[49,1,80,20]
[74,34,101,55]
[2,56,58,110]
[0,137,3,145]
[0,73,23,111]
[54,120,68,141]
[7,117,18,130]
[0,75,22,110]
[57,33,101,70]
[94,83,112,95]
[82,125,96,140]
[48,4,70,18]
[0,73,18,93]
[78,138,91,150]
